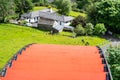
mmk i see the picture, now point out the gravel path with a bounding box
[101,36,120,54]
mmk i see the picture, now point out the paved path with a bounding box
[101,38,120,54]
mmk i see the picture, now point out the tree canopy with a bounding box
[32,0,40,3]
[0,0,14,22]
[54,0,72,15]
[14,0,33,18]
[76,0,101,10]
[87,0,120,33]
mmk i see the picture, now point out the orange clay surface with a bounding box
[0,44,106,80]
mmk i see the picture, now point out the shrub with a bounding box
[85,23,94,35]
[71,15,87,27]
[18,20,28,26]
[74,24,85,36]
[94,23,106,35]
[111,64,120,80]
[107,47,120,80]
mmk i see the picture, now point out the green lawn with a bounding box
[33,6,57,11]
[33,6,47,10]
[0,24,108,70]
[68,11,86,17]
[33,6,87,17]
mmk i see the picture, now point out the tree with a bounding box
[71,15,87,27]
[76,0,101,10]
[39,0,48,5]
[94,23,106,35]
[0,0,14,22]
[85,23,94,35]
[32,0,40,3]
[32,0,48,3]
[71,2,78,11]
[74,24,85,36]
[32,0,48,6]
[14,0,33,18]
[76,0,89,10]
[54,0,72,15]
[87,0,120,33]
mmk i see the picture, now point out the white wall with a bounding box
[64,22,71,26]
[24,17,39,23]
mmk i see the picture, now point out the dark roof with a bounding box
[39,18,55,25]
[53,25,64,31]
[38,18,63,31]
[63,25,74,31]
[21,9,74,22]
[39,11,74,22]
[21,11,39,18]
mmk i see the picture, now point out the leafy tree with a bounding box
[76,0,101,10]
[32,0,48,3]
[44,0,48,3]
[0,0,14,22]
[14,0,33,18]
[39,0,48,5]
[87,3,97,24]
[71,2,78,11]
[32,0,40,3]
[54,0,72,15]
[94,23,106,35]
[71,15,87,27]
[85,23,94,35]
[87,0,120,33]
[76,0,89,10]
[74,24,85,36]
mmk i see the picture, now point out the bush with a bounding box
[74,24,85,36]
[85,23,94,35]
[111,64,120,80]
[94,23,106,35]
[107,47,120,80]
[71,15,87,27]
[18,20,28,26]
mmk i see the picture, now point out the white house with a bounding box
[21,8,74,32]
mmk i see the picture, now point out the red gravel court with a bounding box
[0,44,106,80]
